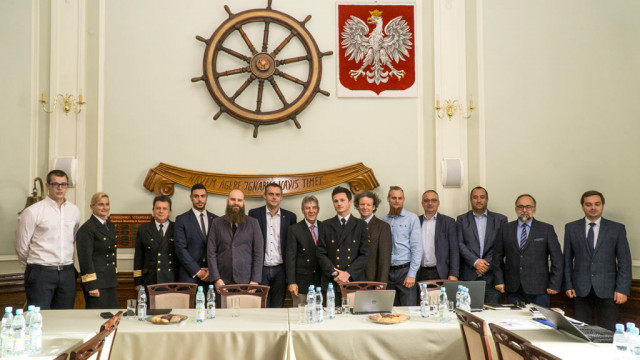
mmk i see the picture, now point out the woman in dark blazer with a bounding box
[76,192,118,309]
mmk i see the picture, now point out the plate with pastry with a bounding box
[147,314,188,324]
[368,313,409,325]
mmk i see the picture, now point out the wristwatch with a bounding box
[331,271,339,277]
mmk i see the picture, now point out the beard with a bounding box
[224,204,246,224]
[389,206,402,216]
[518,213,531,223]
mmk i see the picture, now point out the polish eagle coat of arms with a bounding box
[341,9,413,85]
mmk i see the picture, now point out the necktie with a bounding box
[519,223,528,251]
[310,225,317,244]
[232,223,237,237]
[341,218,346,227]
[158,224,164,239]
[200,213,206,238]
[587,222,596,252]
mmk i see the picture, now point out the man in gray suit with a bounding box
[208,189,264,296]
[564,190,631,331]
[457,186,507,304]
[492,194,562,308]
[354,191,391,284]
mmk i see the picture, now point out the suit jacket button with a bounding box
[332,240,335,243]
[169,261,172,264]
[103,237,106,241]
[348,248,351,252]
[303,248,306,251]
[158,268,161,271]
[353,240,356,243]
[347,256,351,260]
[158,253,161,256]
[158,261,161,263]
[112,262,115,265]
[337,257,340,260]
[112,253,115,256]
[168,269,172,271]
[148,246,151,249]
[337,265,340,268]
[337,249,340,252]
[307,259,310,262]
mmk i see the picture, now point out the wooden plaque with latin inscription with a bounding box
[109,214,153,248]
[143,162,379,197]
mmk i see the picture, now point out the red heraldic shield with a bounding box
[337,4,416,97]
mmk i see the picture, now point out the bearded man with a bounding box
[207,189,264,295]
[491,194,563,308]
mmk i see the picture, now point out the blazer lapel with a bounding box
[189,211,205,240]
[92,216,110,237]
[468,212,481,254]
[258,207,267,242]
[593,218,608,256]
[433,215,442,253]
[577,220,593,257]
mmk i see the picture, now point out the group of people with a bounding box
[14,170,631,332]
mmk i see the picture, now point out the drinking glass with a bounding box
[231,297,240,317]
[298,304,307,325]
[341,297,350,317]
[126,299,136,320]
[429,297,438,318]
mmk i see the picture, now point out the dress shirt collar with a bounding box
[92,214,106,225]
[363,214,374,223]
[388,208,408,218]
[305,219,317,228]
[155,220,170,232]
[192,208,207,218]
[267,208,281,218]
[584,217,601,227]
[338,213,351,223]
[473,210,488,219]
[44,196,67,208]
[517,218,532,228]
[424,212,438,221]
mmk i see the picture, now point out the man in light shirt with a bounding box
[382,186,422,306]
[249,183,297,308]
[15,169,81,309]
[416,190,459,282]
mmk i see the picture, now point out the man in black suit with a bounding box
[286,195,323,306]
[457,186,508,304]
[317,186,370,305]
[174,184,218,286]
[249,183,297,308]
[354,191,391,284]
[133,195,177,289]
[492,194,562,308]
[417,190,459,282]
[564,190,631,331]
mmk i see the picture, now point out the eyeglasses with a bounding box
[516,205,534,210]
[422,199,439,203]
[49,182,69,188]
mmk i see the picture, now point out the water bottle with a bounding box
[326,283,336,320]
[24,305,34,351]
[195,286,205,323]
[628,322,637,341]
[462,288,471,312]
[137,286,147,321]
[11,309,25,356]
[1,306,13,357]
[306,285,315,324]
[420,283,429,318]
[315,287,324,323]
[614,323,629,358]
[630,328,640,359]
[206,284,216,319]
[29,307,42,354]
[455,285,463,309]
[438,287,448,323]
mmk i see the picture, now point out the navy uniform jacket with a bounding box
[317,215,370,288]
[133,221,176,286]
[492,218,563,294]
[456,210,508,282]
[419,213,460,279]
[174,210,217,283]
[76,215,118,292]
[563,218,631,298]
[285,220,323,294]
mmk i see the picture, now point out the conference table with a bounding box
[35,306,615,360]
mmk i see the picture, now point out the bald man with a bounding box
[207,189,264,294]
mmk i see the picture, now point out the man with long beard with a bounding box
[207,189,264,296]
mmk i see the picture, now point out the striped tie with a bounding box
[519,223,528,251]
[310,225,317,244]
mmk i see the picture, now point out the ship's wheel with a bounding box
[192,0,333,138]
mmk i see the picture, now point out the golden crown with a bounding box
[369,10,383,17]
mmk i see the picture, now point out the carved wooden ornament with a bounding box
[192,0,333,138]
[143,163,379,198]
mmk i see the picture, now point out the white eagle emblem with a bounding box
[341,9,412,85]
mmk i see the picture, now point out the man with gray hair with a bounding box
[354,191,391,283]
[285,195,323,306]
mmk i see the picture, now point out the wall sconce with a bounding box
[435,99,474,120]
[40,92,86,116]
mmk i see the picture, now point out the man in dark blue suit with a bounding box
[174,184,218,286]
[457,186,508,305]
[492,194,562,308]
[249,183,297,308]
[417,190,459,282]
[564,190,631,331]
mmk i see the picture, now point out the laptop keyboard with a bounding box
[581,327,613,343]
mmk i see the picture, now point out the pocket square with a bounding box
[533,237,544,242]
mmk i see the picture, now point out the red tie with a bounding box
[310,225,317,244]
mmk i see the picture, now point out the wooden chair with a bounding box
[147,282,197,309]
[522,343,561,360]
[417,279,449,303]
[219,284,270,308]
[339,281,387,306]
[54,354,68,360]
[99,311,123,360]
[69,329,109,360]
[455,309,493,360]
[489,323,529,360]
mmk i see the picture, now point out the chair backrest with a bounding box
[522,343,561,360]
[147,282,197,309]
[99,311,123,360]
[488,323,529,360]
[69,329,110,360]
[455,309,493,360]
[54,354,68,360]
[339,281,387,306]
[219,284,270,308]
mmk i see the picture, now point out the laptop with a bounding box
[443,281,486,311]
[351,290,396,314]
[536,306,613,343]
